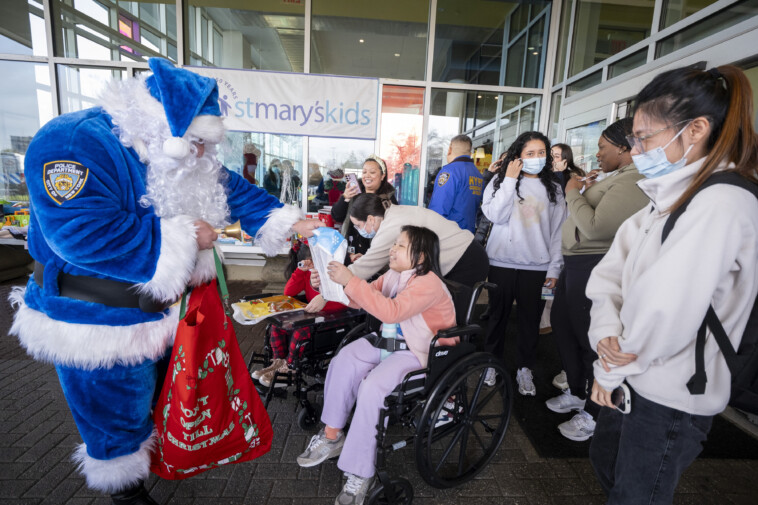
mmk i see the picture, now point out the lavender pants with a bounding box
[321,338,422,478]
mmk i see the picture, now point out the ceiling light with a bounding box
[528,47,534,50]
[532,51,539,55]
[394,53,400,57]
[495,96,499,100]
[477,95,482,99]
[359,39,364,43]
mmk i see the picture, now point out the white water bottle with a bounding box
[380,322,397,360]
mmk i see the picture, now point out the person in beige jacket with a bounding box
[545,118,650,442]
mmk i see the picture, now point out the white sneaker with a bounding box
[435,397,461,428]
[251,358,286,380]
[552,370,569,390]
[484,367,497,387]
[297,428,345,467]
[558,411,596,441]
[545,390,586,413]
[516,368,536,396]
[335,473,374,505]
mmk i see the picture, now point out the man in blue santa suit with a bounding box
[9,58,321,504]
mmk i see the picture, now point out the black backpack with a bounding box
[661,171,758,414]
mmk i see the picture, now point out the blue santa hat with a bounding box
[145,58,222,158]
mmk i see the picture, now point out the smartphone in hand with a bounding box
[346,173,361,192]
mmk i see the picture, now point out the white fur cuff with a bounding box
[73,435,155,493]
[136,215,198,302]
[189,247,221,286]
[255,205,304,256]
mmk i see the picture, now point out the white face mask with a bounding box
[632,123,693,179]
[521,157,546,175]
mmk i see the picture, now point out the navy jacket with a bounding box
[428,156,484,233]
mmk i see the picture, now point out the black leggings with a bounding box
[484,265,547,369]
[551,254,604,418]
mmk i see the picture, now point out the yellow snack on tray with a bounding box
[231,295,307,325]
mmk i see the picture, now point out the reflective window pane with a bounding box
[656,0,758,58]
[661,0,719,29]
[188,1,305,70]
[53,0,176,61]
[566,70,602,97]
[505,34,526,87]
[569,0,653,77]
[566,120,607,174]
[0,0,47,56]
[311,1,428,80]
[218,132,304,207]
[58,66,125,114]
[433,0,514,85]
[548,91,562,140]
[379,86,424,205]
[308,137,375,213]
[608,49,647,79]
[0,61,53,202]
[524,17,546,88]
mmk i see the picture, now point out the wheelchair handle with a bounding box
[465,281,497,325]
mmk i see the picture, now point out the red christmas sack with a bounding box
[151,263,272,479]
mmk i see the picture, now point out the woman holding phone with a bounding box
[331,156,397,265]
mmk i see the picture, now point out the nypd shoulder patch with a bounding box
[437,172,450,187]
[43,161,89,205]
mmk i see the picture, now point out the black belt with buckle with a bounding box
[33,261,172,313]
[363,332,409,352]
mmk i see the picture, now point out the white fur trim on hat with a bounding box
[9,287,179,370]
[73,434,155,493]
[254,205,304,256]
[186,115,226,144]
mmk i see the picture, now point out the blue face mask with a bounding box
[632,124,693,179]
[356,221,376,239]
[521,157,546,175]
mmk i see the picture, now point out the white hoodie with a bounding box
[482,175,566,278]
[587,157,758,416]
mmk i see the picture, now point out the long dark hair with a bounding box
[492,131,560,203]
[400,225,442,278]
[635,65,758,212]
[284,243,311,279]
[552,143,584,177]
[350,193,388,221]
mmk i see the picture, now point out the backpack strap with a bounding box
[663,171,758,395]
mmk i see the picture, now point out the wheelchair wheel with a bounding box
[367,477,413,505]
[414,353,512,488]
[297,403,322,431]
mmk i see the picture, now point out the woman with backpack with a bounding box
[587,65,758,503]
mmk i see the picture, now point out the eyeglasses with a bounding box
[625,120,691,154]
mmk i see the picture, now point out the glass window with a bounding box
[308,137,375,213]
[741,60,758,130]
[497,111,519,153]
[433,0,514,85]
[656,0,758,58]
[554,0,574,85]
[379,86,424,205]
[218,132,304,207]
[661,0,719,29]
[187,1,305,71]
[311,1,428,80]
[608,49,647,79]
[58,66,125,114]
[0,0,47,56]
[505,34,526,87]
[566,70,602,97]
[0,61,53,203]
[566,120,607,173]
[548,91,562,140]
[53,0,176,61]
[524,17,546,88]
[569,0,653,77]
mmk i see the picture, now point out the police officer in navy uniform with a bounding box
[428,134,484,233]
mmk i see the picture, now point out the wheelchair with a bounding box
[333,281,514,504]
[245,294,366,429]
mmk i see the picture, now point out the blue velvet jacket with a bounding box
[23,107,282,327]
[428,156,484,233]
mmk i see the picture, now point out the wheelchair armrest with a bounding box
[464,281,498,325]
[334,321,368,355]
[433,324,483,344]
[395,367,429,405]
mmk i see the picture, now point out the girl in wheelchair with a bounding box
[296,225,456,505]
[252,239,346,387]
